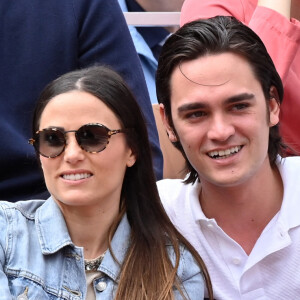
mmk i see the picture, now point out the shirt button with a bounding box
[232,258,241,265]
[207,223,213,228]
[279,231,285,238]
[96,281,107,292]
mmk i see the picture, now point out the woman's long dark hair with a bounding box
[32,65,213,300]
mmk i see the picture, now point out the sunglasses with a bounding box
[28,123,125,158]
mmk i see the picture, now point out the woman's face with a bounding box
[38,90,136,212]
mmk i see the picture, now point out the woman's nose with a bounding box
[63,134,85,163]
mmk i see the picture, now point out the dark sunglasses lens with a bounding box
[77,125,109,152]
[36,129,65,157]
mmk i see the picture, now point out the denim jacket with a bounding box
[0,197,204,299]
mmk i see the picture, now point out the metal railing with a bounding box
[123,12,180,26]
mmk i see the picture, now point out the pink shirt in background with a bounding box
[181,0,300,155]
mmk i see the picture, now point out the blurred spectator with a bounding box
[118,0,184,103]
[0,0,163,202]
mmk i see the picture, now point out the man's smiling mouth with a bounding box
[208,146,242,159]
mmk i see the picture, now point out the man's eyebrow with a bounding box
[177,102,207,114]
[225,93,255,104]
[177,93,255,114]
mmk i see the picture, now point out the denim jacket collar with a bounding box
[35,197,74,255]
[35,197,131,282]
[99,215,131,282]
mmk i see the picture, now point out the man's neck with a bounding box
[199,160,283,255]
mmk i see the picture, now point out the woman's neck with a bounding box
[58,202,120,259]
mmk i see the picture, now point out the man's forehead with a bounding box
[170,52,253,88]
[168,52,263,113]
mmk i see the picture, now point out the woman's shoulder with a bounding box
[166,243,205,298]
[0,199,46,219]
[0,200,47,262]
[166,243,202,280]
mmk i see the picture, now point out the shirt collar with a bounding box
[276,156,300,230]
[194,156,300,231]
[35,197,131,281]
[188,180,210,222]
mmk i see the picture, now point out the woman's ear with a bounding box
[159,104,178,142]
[126,150,137,167]
[269,86,280,127]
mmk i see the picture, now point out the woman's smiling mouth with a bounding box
[61,173,92,181]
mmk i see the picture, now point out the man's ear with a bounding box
[159,104,178,142]
[269,86,280,127]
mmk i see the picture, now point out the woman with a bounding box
[0,66,213,299]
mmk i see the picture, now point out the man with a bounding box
[118,0,184,103]
[156,16,300,299]
[0,0,162,202]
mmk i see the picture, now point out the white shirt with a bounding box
[157,156,300,299]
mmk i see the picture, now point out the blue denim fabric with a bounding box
[0,197,204,299]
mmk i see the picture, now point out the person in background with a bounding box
[156,16,300,299]
[0,0,163,202]
[180,0,300,155]
[0,66,213,299]
[119,0,188,180]
[118,0,185,104]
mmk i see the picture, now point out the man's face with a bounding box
[164,52,279,188]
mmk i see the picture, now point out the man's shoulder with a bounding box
[278,156,300,188]
[157,178,198,211]
[157,178,191,196]
[280,155,300,164]
[278,156,300,173]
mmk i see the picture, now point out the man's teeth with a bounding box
[62,173,92,181]
[208,146,241,159]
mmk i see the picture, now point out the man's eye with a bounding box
[185,111,206,119]
[232,103,249,111]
